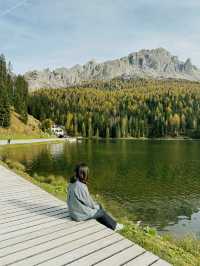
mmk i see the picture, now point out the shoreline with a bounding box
[0,158,199,265]
[89,136,199,141]
[0,136,199,146]
[0,137,77,146]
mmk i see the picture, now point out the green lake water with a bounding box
[1,139,200,238]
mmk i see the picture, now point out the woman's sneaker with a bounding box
[115,223,124,231]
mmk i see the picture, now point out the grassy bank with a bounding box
[1,159,200,266]
[0,134,53,140]
[0,111,53,140]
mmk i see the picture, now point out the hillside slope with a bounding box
[0,111,45,139]
[29,79,200,139]
[25,48,200,90]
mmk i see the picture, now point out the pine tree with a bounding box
[0,54,7,86]
[88,118,93,138]
[65,112,74,135]
[82,122,86,137]
[14,75,28,123]
[106,127,110,138]
[95,128,99,138]
[0,54,11,128]
[0,88,10,127]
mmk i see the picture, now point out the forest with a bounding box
[1,53,200,139]
[28,79,200,138]
[0,54,28,127]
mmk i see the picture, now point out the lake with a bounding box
[1,139,200,239]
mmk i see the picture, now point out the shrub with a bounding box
[5,159,26,172]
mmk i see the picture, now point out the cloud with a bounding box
[0,0,28,18]
[0,0,200,73]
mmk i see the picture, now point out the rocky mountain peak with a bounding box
[24,48,200,90]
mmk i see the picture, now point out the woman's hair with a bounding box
[70,163,89,184]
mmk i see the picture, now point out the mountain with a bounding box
[24,48,200,90]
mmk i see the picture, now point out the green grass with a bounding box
[0,111,56,140]
[1,159,200,266]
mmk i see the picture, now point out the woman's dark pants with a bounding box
[93,207,117,230]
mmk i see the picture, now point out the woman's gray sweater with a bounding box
[67,180,100,221]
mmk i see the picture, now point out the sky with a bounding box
[0,0,200,74]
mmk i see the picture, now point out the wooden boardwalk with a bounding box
[0,165,171,266]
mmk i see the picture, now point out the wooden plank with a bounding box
[0,202,66,216]
[0,195,65,207]
[38,232,122,266]
[0,189,38,195]
[0,220,71,249]
[0,190,64,203]
[0,175,21,181]
[0,212,70,241]
[0,183,48,191]
[0,197,64,214]
[0,202,64,215]
[125,252,159,265]
[0,187,47,195]
[0,179,30,184]
[0,189,46,197]
[0,220,96,258]
[151,259,172,266]
[96,244,145,266]
[0,224,106,265]
[0,183,34,190]
[0,216,70,244]
[0,208,69,235]
[0,197,54,208]
[0,181,30,186]
[0,184,30,189]
[0,193,64,207]
[68,238,133,266]
[0,191,53,203]
[0,181,29,185]
[0,200,66,219]
[0,199,66,211]
[0,184,33,188]
[0,206,68,227]
[0,181,41,187]
[0,203,66,222]
[0,201,66,212]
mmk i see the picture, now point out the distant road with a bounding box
[0,138,68,146]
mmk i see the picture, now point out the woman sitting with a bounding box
[67,163,123,231]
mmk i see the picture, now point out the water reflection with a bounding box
[50,143,65,157]
[1,140,200,238]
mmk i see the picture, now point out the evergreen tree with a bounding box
[14,75,28,123]
[82,122,86,137]
[0,54,7,86]
[88,117,93,138]
[106,127,110,138]
[0,54,11,128]
[28,79,200,139]
[0,89,10,127]
[95,128,99,138]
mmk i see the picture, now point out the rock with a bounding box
[24,48,200,90]
[184,58,193,73]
